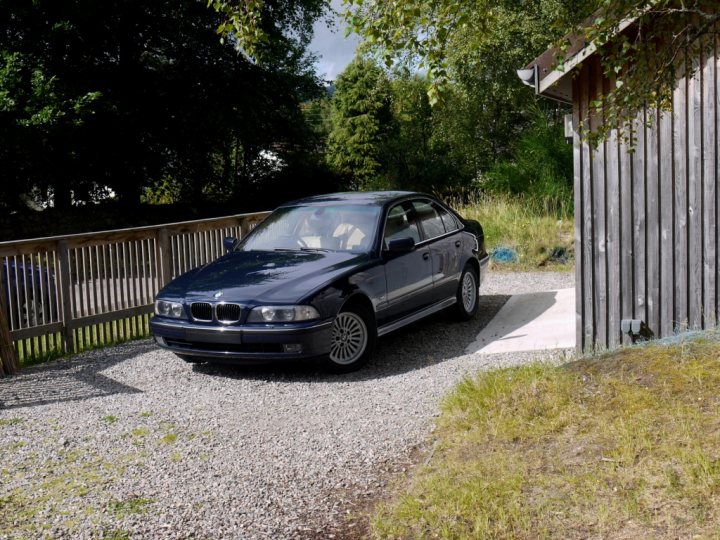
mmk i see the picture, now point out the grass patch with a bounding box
[101,415,119,424]
[0,417,23,427]
[373,334,720,539]
[160,433,177,445]
[107,496,153,518]
[457,193,573,271]
[0,452,122,536]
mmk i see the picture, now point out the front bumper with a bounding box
[150,316,333,362]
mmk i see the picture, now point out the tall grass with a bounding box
[453,193,573,270]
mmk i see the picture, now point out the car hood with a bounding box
[159,250,371,304]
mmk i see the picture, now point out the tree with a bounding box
[0,0,324,210]
[214,0,719,140]
[326,57,393,189]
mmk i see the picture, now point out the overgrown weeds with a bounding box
[373,333,720,538]
[457,193,573,270]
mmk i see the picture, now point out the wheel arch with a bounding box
[465,256,480,277]
[339,293,376,327]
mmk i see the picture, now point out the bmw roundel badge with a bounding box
[214,291,223,299]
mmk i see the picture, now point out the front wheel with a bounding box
[323,304,376,373]
[454,264,479,320]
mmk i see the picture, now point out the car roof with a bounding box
[279,191,422,208]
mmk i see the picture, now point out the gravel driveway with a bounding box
[0,271,574,539]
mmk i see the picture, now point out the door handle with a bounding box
[422,252,430,260]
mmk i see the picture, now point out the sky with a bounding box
[308,0,359,82]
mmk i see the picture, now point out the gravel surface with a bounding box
[0,270,574,539]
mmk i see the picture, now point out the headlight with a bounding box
[154,299,185,319]
[246,305,320,323]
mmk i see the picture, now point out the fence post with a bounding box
[157,228,172,288]
[0,280,19,376]
[57,240,74,353]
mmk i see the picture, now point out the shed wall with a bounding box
[573,46,720,351]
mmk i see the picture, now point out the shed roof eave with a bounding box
[532,14,640,102]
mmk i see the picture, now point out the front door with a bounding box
[381,203,433,322]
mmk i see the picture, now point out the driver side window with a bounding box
[383,204,420,248]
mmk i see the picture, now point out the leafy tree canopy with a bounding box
[0,0,325,211]
[214,0,719,138]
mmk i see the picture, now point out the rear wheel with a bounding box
[455,264,479,320]
[323,303,376,373]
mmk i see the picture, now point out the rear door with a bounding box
[411,199,464,300]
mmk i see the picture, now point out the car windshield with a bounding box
[237,205,382,253]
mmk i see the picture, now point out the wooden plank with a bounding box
[688,49,703,329]
[573,76,584,352]
[0,271,19,376]
[702,38,717,327]
[580,62,595,350]
[0,211,271,257]
[619,120,634,346]
[10,321,65,342]
[57,240,74,352]
[632,110,647,329]
[716,35,720,327]
[645,106,660,337]
[606,106,621,348]
[68,303,154,329]
[591,63,608,350]
[659,107,675,335]
[157,228,171,288]
[674,61,689,330]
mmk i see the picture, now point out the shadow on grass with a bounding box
[192,294,510,383]
[0,341,148,410]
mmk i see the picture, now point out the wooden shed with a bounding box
[522,22,719,351]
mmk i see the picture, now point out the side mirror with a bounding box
[385,237,416,252]
[223,236,238,252]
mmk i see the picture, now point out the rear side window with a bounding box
[412,200,445,239]
[384,204,421,246]
[438,206,460,232]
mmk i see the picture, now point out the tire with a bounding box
[454,264,479,320]
[323,303,376,373]
[175,353,207,364]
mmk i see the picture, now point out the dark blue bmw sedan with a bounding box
[150,191,489,372]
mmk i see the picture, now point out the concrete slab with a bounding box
[466,288,575,354]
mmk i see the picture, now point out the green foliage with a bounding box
[0,0,326,212]
[457,193,573,269]
[326,57,393,189]
[374,333,720,538]
[484,112,573,216]
[561,1,720,146]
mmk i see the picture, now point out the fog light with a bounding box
[283,344,302,354]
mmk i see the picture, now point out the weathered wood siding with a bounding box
[573,45,720,351]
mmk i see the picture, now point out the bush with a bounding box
[482,112,573,217]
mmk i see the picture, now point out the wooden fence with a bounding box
[0,211,270,373]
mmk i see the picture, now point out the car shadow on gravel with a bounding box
[0,341,149,410]
[192,294,510,383]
